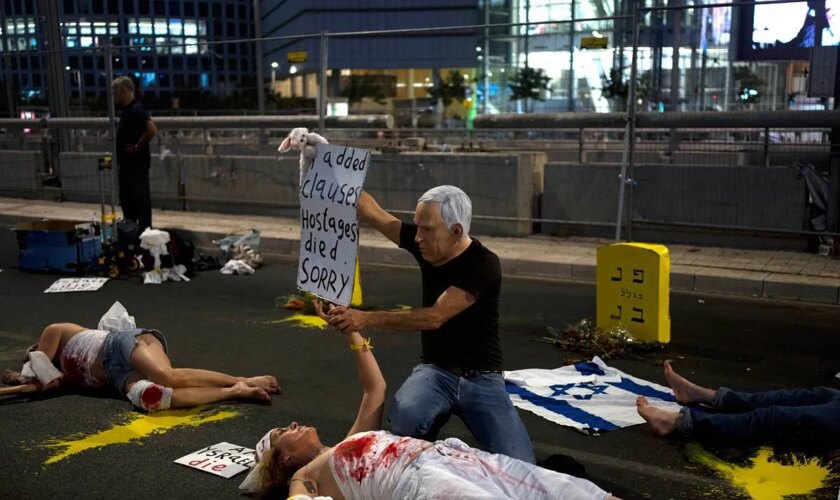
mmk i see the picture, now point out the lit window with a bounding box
[156,37,169,53]
[66,37,78,48]
[155,21,167,34]
[200,73,209,88]
[184,21,197,36]
[185,37,197,54]
[172,42,184,54]
[81,24,91,35]
[109,22,119,34]
[67,26,78,35]
[169,19,182,35]
[198,21,206,36]
[80,36,93,47]
[139,19,153,35]
[140,72,156,87]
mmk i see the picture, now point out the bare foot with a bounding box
[636,396,680,437]
[1,369,22,386]
[663,360,716,405]
[230,381,271,403]
[245,375,281,394]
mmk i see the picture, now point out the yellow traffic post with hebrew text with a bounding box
[596,243,670,343]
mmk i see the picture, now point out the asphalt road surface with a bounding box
[0,230,838,499]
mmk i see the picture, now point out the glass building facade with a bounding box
[0,0,255,106]
[0,0,815,115]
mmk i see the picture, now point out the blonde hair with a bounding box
[258,447,297,497]
[111,76,135,94]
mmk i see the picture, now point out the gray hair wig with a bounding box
[417,185,472,237]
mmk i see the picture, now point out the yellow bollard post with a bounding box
[596,243,670,343]
[351,256,363,306]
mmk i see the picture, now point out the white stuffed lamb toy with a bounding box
[278,127,329,186]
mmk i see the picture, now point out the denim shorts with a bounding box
[102,328,168,393]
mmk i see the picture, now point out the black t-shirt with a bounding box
[116,98,152,165]
[399,222,503,372]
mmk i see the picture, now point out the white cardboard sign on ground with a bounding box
[43,277,109,293]
[297,143,370,306]
[174,442,256,478]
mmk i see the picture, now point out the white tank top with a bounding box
[328,431,431,500]
[59,329,108,387]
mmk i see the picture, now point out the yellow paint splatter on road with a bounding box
[396,304,413,310]
[686,443,832,499]
[41,406,240,464]
[269,313,327,329]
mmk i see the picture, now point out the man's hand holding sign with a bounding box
[297,144,370,306]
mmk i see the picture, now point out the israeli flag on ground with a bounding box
[504,356,680,433]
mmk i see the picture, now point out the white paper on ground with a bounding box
[174,442,256,479]
[43,277,109,293]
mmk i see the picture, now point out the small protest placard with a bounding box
[43,277,109,293]
[174,442,256,479]
[297,143,370,306]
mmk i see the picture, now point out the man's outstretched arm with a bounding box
[327,286,476,333]
[357,191,401,245]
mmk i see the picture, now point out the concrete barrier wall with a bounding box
[6,151,813,247]
[59,152,181,209]
[0,151,40,196]
[181,155,300,217]
[366,152,534,236]
[541,163,809,249]
[180,152,535,236]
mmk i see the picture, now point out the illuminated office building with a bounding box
[0,1,255,104]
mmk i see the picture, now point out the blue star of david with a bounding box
[549,382,609,400]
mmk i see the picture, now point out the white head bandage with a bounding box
[256,429,273,460]
[238,429,274,494]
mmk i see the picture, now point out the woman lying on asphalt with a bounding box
[1,323,281,411]
[242,301,618,500]
[637,360,840,442]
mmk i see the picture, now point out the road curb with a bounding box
[2,214,838,306]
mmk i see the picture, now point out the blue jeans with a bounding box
[102,328,168,393]
[678,386,840,441]
[388,363,536,464]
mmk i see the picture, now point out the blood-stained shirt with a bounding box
[59,329,108,387]
[329,431,430,500]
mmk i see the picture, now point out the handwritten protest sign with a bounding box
[44,277,109,293]
[174,442,256,478]
[297,143,370,305]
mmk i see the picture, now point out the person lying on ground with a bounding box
[242,301,617,500]
[636,360,839,442]
[1,323,280,412]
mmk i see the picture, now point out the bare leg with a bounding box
[663,360,716,405]
[636,396,680,436]
[129,334,280,393]
[169,381,271,408]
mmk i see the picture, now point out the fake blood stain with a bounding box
[334,434,378,482]
[61,355,83,384]
[140,384,164,410]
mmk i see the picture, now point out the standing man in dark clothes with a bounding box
[112,76,157,231]
[324,185,536,463]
